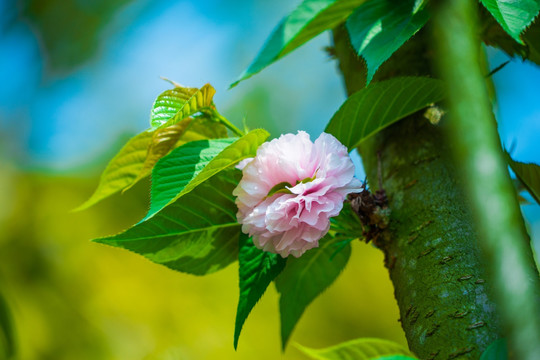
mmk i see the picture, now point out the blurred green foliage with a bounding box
[224,85,303,138]
[19,0,133,72]
[0,287,16,359]
[0,158,406,359]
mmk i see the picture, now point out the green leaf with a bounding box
[128,118,194,188]
[480,0,540,44]
[506,156,540,205]
[93,171,242,275]
[330,202,364,239]
[346,0,429,83]
[234,234,287,349]
[412,0,428,14]
[231,0,367,87]
[146,129,270,219]
[275,235,351,349]
[151,83,216,129]
[187,115,229,140]
[76,81,228,211]
[75,117,228,211]
[130,115,230,187]
[296,338,414,360]
[147,138,236,217]
[523,18,540,65]
[74,129,154,211]
[150,85,198,127]
[325,77,445,150]
[480,8,532,62]
[0,290,15,360]
[480,338,508,360]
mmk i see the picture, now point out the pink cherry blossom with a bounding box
[233,131,362,258]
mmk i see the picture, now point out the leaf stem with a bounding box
[211,109,244,137]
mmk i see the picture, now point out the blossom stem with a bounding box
[211,109,245,137]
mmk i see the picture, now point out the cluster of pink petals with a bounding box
[233,131,362,258]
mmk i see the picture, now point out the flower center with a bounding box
[266,181,294,197]
[265,170,318,198]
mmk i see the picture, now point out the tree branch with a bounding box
[433,1,540,359]
[331,24,503,358]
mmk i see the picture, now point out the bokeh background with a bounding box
[0,0,539,359]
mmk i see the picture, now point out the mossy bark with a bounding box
[332,27,502,359]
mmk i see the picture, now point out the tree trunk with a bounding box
[331,27,502,359]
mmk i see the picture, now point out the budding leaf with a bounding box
[151,83,216,129]
[75,83,227,211]
[150,85,198,127]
